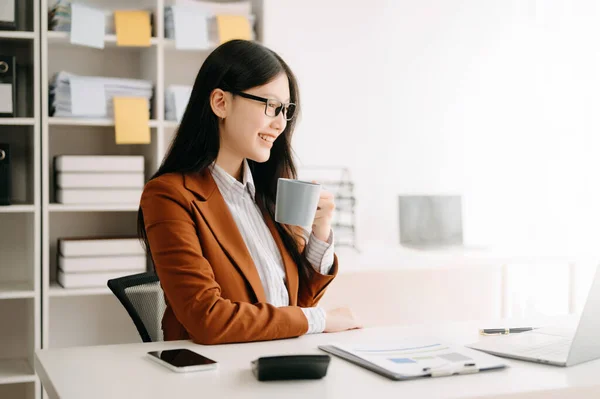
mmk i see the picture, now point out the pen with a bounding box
[479,327,535,335]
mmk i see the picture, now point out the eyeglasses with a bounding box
[229,91,296,121]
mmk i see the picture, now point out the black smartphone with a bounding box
[147,349,218,373]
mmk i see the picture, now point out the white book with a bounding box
[59,237,145,257]
[58,255,146,273]
[56,188,142,204]
[54,156,144,172]
[57,269,146,288]
[56,172,145,188]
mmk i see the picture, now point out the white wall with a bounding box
[262,0,600,255]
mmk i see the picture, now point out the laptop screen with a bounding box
[398,195,463,248]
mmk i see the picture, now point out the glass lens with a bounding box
[284,104,296,120]
[265,99,281,117]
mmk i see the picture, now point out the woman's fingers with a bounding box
[320,191,334,199]
[314,209,333,220]
[319,200,333,209]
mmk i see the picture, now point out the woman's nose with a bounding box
[271,111,286,131]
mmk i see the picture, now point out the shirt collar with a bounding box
[210,159,256,201]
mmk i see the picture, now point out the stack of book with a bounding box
[57,237,147,288]
[54,155,145,205]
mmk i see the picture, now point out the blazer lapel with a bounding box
[263,210,299,306]
[184,169,267,303]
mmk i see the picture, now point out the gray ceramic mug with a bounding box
[275,178,321,227]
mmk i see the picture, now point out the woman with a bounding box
[138,39,361,345]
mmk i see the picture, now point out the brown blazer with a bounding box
[140,169,338,345]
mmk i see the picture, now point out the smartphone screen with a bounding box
[148,349,217,368]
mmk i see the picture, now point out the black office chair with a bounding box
[107,271,166,343]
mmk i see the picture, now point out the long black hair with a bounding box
[138,39,312,278]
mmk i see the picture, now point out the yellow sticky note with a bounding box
[114,97,151,145]
[114,10,151,47]
[216,15,252,44]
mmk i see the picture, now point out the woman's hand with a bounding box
[312,183,335,242]
[324,307,363,333]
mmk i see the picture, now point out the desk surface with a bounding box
[35,318,600,399]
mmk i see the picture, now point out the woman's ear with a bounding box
[209,88,228,119]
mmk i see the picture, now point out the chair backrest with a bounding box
[107,272,166,342]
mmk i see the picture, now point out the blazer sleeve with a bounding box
[293,227,339,308]
[140,177,309,345]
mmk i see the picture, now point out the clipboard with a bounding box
[319,339,508,381]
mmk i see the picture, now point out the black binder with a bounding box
[0,143,11,205]
[0,0,17,30]
[0,55,16,117]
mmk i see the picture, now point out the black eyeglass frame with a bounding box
[228,90,296,121]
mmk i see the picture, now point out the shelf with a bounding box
[0,205,36,214]
[49,282,159,297]
[49,283,111,297]
[48,117,160,128]
[48,204,139,212]
[0,359,36,385]
[0,283,35,300]
[163,120,179,129]
[163,39,217,51]
[47,31,160,47]
[0,31,35,40]
[0,118,35,126]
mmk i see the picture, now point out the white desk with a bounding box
[35,319,600,399]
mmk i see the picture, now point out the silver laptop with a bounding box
[468,263,600,367]
[398,195,463,249]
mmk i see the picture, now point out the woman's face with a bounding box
[219,73,290,164]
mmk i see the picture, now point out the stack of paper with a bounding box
[50,71,153,118]
[57,237,147,288]
[166,85,192,122]
[54,155,145,205]
[319,338,507,380]
[48,0,114,33]
[164,0,255,49]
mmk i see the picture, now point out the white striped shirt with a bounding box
[210,160,334,334]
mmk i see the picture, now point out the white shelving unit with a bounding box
[3,1,264,397]
[0,0,41,397]
[40,0,163,366]
[37,0,262,397]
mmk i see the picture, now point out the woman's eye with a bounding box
[268,103,278,108]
